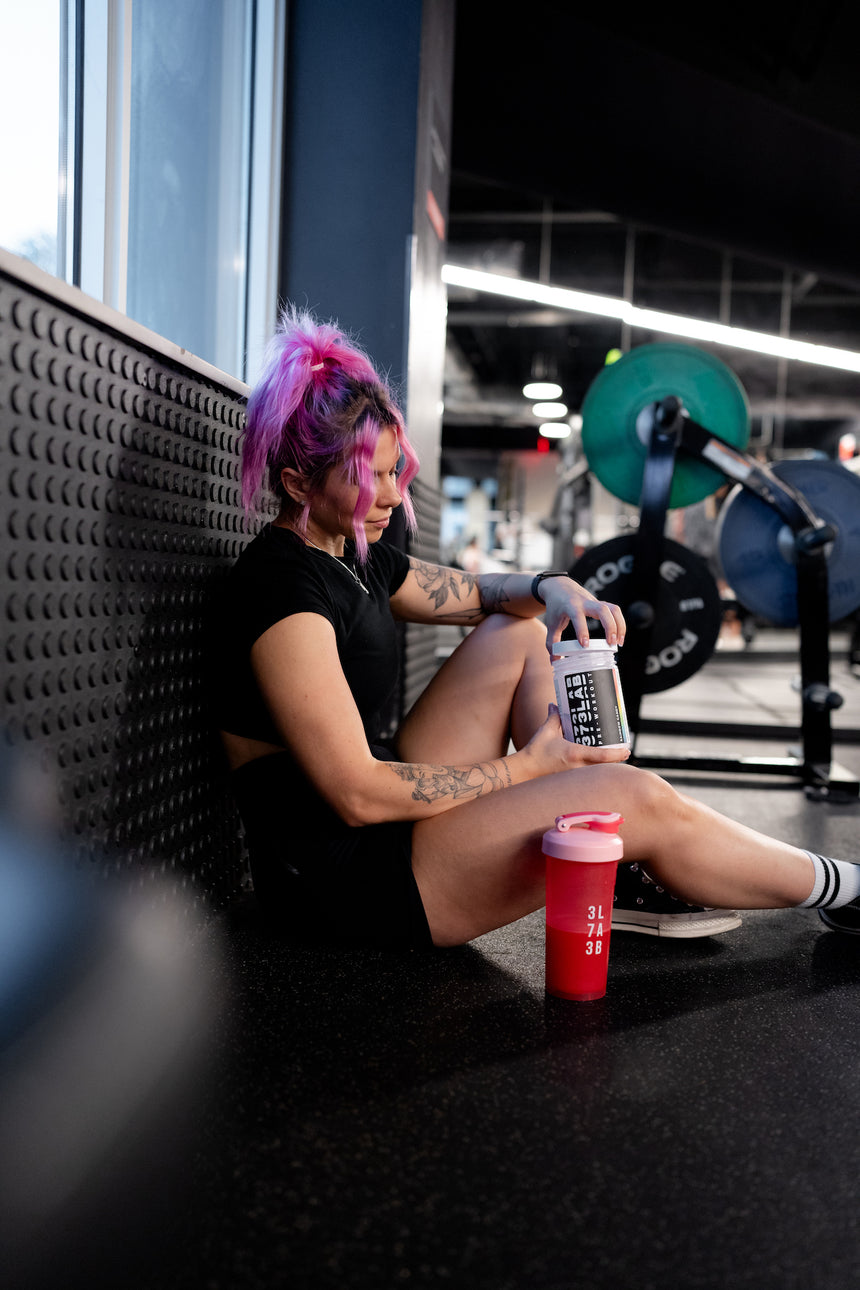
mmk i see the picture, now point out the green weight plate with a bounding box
[581,343,751,508]
[716,460,860,627]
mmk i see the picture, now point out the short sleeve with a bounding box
[372,540,410,594]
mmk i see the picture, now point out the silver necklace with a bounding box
[305,539,370,595]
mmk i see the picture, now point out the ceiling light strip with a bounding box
[441,264,860,375]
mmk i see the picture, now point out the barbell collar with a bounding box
[796,523,837,553]
[627,600,656,630]
[802,684,844,713]
[655,395,684,430]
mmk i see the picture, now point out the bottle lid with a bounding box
[551,639,616,658]
[542,811,625,861]
[556,811,623,833]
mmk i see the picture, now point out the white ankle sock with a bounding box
[798,852,860,909]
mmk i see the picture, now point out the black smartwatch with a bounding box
[530,570,570,604]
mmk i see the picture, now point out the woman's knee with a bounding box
[603,764,694,848]
[643,766,686,815]
[586,762,683,821]
[468,612,546,653]
[433,615,548,692]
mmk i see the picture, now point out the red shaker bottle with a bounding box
[543,811,624,1001]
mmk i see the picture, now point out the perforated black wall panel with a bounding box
[0,263,251,905]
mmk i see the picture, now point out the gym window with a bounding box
[0,0,285,383]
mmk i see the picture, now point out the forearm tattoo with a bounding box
[411,558,475,607]
[476,574,512,615]
[409,559,518,623]
[388,759,512,804]
[410,558,485,623]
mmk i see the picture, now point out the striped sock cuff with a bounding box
[799,852,860,909]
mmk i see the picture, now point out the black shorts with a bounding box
[230,750,433,952]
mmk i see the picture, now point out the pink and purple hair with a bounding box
[242,306,420,560]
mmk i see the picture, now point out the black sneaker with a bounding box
[819,902,860,934]
[612,862,743,939]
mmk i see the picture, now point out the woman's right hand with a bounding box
[522,704,631,777]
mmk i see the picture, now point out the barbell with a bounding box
[572,343,860,694]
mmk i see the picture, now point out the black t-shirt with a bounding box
[205,525,430,951]
[208,524,411,746]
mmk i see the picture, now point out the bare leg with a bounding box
[398,617,816,947]
[397,615,554,763]
[411,764,816,947]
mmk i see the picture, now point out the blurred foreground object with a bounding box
[0,751,223,1290]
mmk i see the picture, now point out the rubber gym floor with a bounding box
[157,629,860,1290]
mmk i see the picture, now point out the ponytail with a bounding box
[241,306,419,559]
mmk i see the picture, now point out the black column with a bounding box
[279,0,453,486]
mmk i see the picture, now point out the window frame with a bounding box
[53,0,284,382]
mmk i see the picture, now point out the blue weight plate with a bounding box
[716,460,860,626]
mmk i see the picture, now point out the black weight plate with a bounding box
[571,534,723,693]
[716,459,860,627]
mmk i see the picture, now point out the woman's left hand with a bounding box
[538,575,626,652]
[522,703,631,776]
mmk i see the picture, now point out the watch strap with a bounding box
[530,570,569,604]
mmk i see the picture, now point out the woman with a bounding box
[209,307,860,950]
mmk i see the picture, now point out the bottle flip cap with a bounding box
[543,811,625,862]
[555,811,623,833]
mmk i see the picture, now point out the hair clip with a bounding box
[310,361,324,371]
